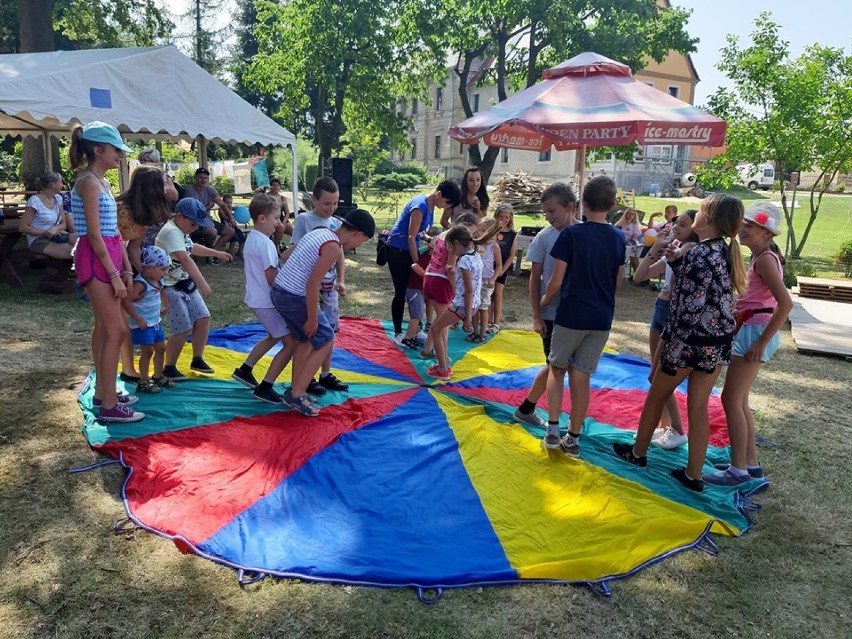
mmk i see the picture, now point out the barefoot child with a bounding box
[539,176,625,456]
[122,246,170,393]
[614,194,747,492]
[231,194,298,404]
[156,198,233,381]
[271,209,375,416]
[705,202,792,486]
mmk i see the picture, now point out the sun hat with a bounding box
[340,208,376,239]
[81,121,132,152]
[743,201,782,236]
[175,198,213,228]
[141,245,170,268]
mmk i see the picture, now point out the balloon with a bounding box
[643,228,658,246]
[233,205,250,224]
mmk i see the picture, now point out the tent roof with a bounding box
[0,45,295,147]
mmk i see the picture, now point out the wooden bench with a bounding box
[797,276,852,304]
[0,217,74,294]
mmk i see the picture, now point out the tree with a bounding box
[413,0,696,183]
[248,0,426,166]
[704,13,852,258]
[182,0,228,76]
[231,0,283,119]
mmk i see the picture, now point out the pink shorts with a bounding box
[424,275,453,305]
[73,235,124,286]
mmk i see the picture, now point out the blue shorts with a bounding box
[650,297,669,334]
[406,288,425,320]
[271,286,335,349]
[130,323,166,346]
[733,324,780,363]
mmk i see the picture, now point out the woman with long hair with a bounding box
[441,167,489,228]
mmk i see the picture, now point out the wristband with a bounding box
[108,269,121,278]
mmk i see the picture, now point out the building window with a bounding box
[501,147,509,164]
[538,149,551,162]
[605,152,613,160]
[434,135,441,159]
[411,139,417,160]
[473,93,480,112]
[411,99,418,115]
[668,86,679,98]
[436,87,443,111]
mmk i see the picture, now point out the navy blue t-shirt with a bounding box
[550,221,626,330]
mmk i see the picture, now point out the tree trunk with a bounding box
[18,0,55,190]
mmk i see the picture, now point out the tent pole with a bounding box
[578,144,586,217]
[290,143,299,214]
[42,133,53,171]
[197,135,208,170]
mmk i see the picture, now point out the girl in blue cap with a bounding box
[70,121,144,423]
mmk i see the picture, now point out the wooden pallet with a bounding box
[796,277,852,304]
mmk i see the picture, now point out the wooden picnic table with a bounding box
[0,212,75,293]
[0,215,25,288]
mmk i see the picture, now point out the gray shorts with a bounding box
[165,285,210,335]
[406,288,425,320]
[548,325,610,374]
[478,285,495,310]
[251,306,290,339]
[320,285,339,332]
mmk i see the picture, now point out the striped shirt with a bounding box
[129,275,163,329]
[71,174,118,237]
[274,227,340,296]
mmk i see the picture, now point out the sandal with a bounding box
[470,334,486,344]
[419,349,436,360]
[136,380,161,394]
[283,390,320,417]
[153,376,176,389]
[486,323,500,335]
[464,333,478,342]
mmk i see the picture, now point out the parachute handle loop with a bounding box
[416,587,444,605]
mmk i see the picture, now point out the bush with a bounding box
[303,164,319,191]
[836,181,846,193]
[173,165,196,188]
[373,160,429,182]
[370,172,420,191]
[782,259,818,288]
[212,174,234,196]
[834,240,852,277]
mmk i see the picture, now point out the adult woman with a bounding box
[20,172,77,260]
[614,207,643,273]
[441,167,489,228]
[386,180,462,340]
[488,202,518,333]
[116,164,175,382]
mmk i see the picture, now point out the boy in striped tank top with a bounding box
[271,209,375,416]
[122,246,171,393]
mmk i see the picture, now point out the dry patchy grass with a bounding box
[1,246,851,639]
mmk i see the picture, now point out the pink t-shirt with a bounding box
[736,251,782,326]
[425,235,450,280]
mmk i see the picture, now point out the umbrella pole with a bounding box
[577,144,586,218]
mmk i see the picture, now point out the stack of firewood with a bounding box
[493,170,555,215]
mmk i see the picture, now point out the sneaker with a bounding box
[542,432,562,450]
[419,349,436,360]
[318,373,349,391]
[651,427,688,450]
[671,467,704,492]
[612,442,647,467]
[306,379,327,396]
[713,463,765,479]
[650,427,666,441]
[702,467,752,486]
[190,357,215,374]
[119,372,140,383]
[393,333,404,345]
[426,364,452,380]
[512,407,546,428]
[416,331,428,341]
[93,393,139,407]
[162,365,187,382]
[136,380,161,394]
[232,367,259,389]
[152,376,176,389]
[559,434,580,458]
[99,403,145,423]
[253,385,284,404]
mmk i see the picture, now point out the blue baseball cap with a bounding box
[81,121,132,152]
[175,198,213,228]
[141,245,170,268]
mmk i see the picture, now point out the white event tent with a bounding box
[0,45,297,195]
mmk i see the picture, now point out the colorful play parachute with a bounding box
[79,318,765,599]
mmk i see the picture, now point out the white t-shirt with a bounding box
[155,220,193,287]
[274,227,339,296]
[525,225,563,322]
[243,229,279,309]
[452,250,483,311]
[478,240,497,282]
[25,194,63,246]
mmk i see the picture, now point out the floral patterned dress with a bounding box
[660,238,735,375]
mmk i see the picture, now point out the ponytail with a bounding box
[769,240,786,266]
[727,236,748,296]
[69,125,95,170]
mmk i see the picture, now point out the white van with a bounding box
[737,163,775,191]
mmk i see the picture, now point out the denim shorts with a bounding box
[271,286,335,349]
[406,288,425,320]
[733,324,781,363]
[650,297,669,334]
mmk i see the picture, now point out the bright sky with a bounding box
[673,0,851,105]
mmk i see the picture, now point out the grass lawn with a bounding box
[0,228,850,638]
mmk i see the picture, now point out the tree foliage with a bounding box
[408,0,696,182]
[704,13,852,258]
